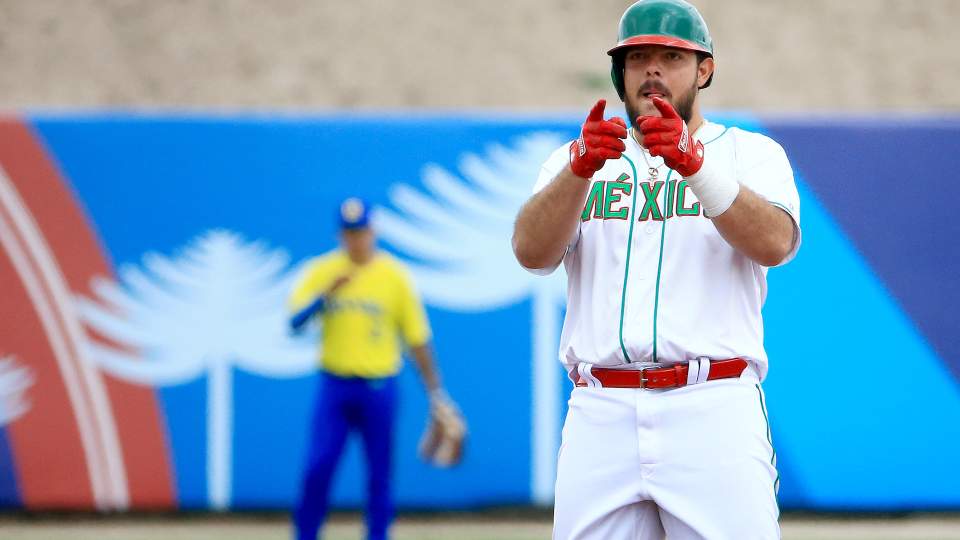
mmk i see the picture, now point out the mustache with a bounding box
[638,81,670,97]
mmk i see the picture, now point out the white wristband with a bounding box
[683,155,740,218]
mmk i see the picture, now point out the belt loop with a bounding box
[696,356,711,384]
[578,363,601,388]
[686,358,700,386]
[586,364,602,388]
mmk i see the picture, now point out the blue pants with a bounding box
[294,372,397,540]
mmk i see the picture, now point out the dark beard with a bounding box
[626,79,698,129]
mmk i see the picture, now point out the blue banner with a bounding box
[0,111,956,511]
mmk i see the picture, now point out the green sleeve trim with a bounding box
[617,155,641,363]
[769,201,798,221]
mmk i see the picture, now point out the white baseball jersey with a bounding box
[531,120,801,381]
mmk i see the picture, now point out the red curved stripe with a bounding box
[0,238,92,507]
[0,118,176,509]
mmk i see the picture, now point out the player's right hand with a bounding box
[569,99,628,179]
[327,273,353,295]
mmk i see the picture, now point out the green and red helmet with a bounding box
[608,0,714,99]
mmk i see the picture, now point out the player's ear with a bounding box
[697,56,715,89]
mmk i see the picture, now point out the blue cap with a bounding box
[338,197,371,230]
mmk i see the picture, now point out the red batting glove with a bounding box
[569,99,628,179]
[636,97,704,177]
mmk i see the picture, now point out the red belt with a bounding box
[571,358,748,389]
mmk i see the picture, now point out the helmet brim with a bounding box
[607,34,712,57]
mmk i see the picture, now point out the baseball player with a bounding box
[288,198,462,540]
[513,0,801,538]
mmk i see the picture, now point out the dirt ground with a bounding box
[1,0,958,111]
[2,513,960,540]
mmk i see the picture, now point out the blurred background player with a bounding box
[288,197,461,540]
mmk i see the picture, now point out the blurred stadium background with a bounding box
[1,1,959,539]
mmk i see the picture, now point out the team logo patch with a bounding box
[678,123,689,153]
[341,197,365,223]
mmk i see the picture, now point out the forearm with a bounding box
[289,274,353,332]
[679,146,795,267]
[711,186,796,267]
[512,165,590,270]
[289,296,326,332]
[410,343,442,394]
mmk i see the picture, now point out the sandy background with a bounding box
[2,514,960,540]
[1,0,958,112]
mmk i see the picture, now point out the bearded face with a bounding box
[620,46,710,128]
[625,76,699,128]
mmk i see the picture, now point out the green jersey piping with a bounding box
[652,169,674,362]
[651,125,730,362]
[617,154,640,363]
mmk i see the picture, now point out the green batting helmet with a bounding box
[608,0,714,100]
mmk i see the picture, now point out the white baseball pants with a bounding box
[553,375,780,539]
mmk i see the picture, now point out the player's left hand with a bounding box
[636,97,704,177]
[418,389,466,468]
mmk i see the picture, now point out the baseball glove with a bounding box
[418,391,466,467]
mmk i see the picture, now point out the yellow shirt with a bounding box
[288,250,431,378]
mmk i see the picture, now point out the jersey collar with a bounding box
[692,119,726,143]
